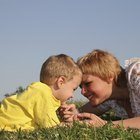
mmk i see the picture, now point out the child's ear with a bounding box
[57,76,66,88]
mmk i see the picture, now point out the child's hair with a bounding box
[40,54,82,85]
[77,49,126,87]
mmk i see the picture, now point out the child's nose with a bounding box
[81,86,87,96]
[71,95,74,98]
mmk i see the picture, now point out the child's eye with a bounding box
[74,88,77,91]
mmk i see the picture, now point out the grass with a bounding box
[0,123,140,140]
[0,100,140,140]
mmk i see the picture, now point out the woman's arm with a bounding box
[113,116,140,129]
[79,102,107,116]
[77,112,140,129]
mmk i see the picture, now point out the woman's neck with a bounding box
[109,84,129,101]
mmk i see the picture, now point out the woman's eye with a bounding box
[85,82,92,87]
[79,81,92,88]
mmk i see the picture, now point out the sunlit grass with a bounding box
[0,122,140,140]
[0,101,140,140]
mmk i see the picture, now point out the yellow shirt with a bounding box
[0,82,61,131]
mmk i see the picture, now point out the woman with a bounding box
[60,49,140,128]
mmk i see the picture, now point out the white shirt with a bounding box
[98,58,140,118]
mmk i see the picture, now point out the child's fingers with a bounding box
[61,104,76,111]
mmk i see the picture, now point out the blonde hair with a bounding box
[40,54,82,85]
[77,49,124,86]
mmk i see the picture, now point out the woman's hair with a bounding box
[77,49,126,87]
[40,54,82,85]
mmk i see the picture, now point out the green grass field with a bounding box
[0,123,140,140]
[0,101,140,140]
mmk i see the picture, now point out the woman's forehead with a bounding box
[82,74,93,81]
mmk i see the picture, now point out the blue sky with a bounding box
[0,0,140,101]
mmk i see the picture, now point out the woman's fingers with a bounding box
[77,113,107,127]
[77,113,92,120]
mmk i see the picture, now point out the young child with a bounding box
[0,54,82,131]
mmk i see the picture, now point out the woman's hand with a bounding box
[58,103,79,122]
[76,113,107,127]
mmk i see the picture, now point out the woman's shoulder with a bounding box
[125,58,140,69]
[125,58,140,116]
[125,58,140,82]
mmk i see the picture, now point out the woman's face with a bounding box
[80,74,113,106]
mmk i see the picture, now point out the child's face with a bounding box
[57,75,82,102]
[80,74,113,106]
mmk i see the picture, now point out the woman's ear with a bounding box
[107,75,114,84]
[57,76,66,88]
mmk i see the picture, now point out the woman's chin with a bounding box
[90,99,98,107]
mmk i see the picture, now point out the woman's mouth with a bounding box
[87,95,93,100]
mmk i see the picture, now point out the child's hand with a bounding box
[58,103,78,122]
